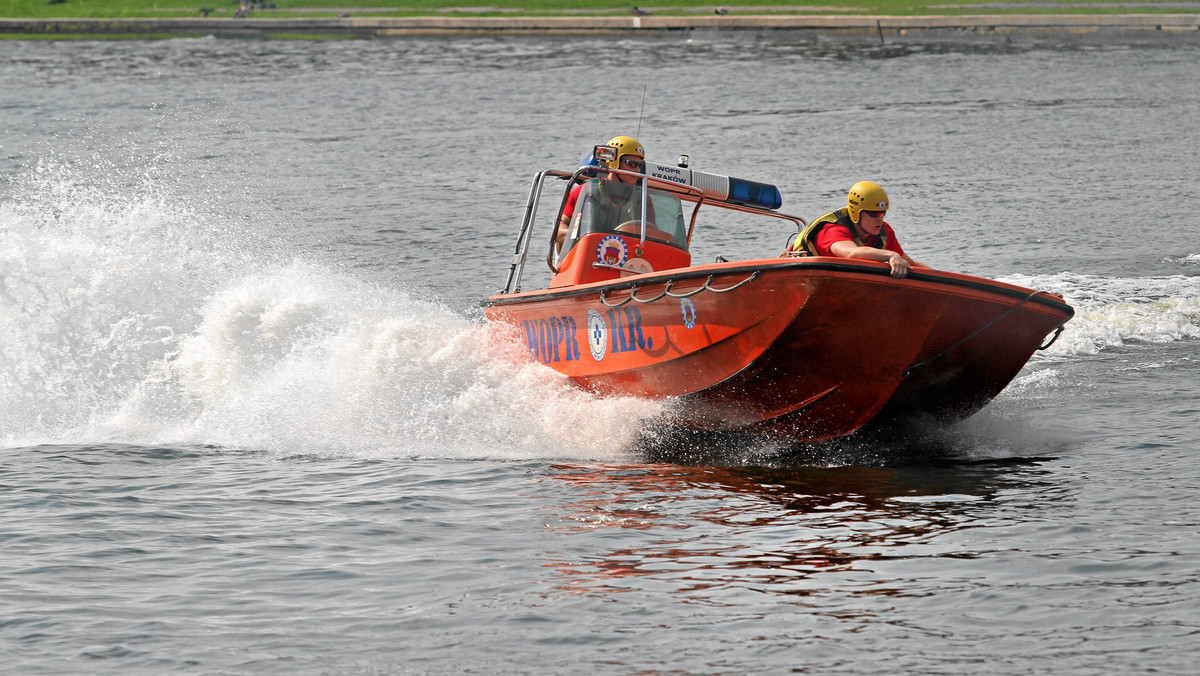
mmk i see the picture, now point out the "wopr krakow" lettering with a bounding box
[649,165,687,185]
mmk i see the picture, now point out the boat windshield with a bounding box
[560,178,687,256]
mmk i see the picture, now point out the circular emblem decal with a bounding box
[596,235,629,268]
[680,298,697,329]
[587,309,608,362]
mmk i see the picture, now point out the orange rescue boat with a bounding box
[483,148,1074,442]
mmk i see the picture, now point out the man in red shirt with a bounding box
[791,181,928,279]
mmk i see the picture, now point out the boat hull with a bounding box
[484,258,1073,442]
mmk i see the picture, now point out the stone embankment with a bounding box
[2,14,1199,38]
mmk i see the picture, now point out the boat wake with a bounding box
[1001,271,1200,356]
[0,162,657,460]
[633,405,1076,468]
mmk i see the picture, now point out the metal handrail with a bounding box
[502,169,575,295]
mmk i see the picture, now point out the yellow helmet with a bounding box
[846,181,889,224]
[605,135,645,170]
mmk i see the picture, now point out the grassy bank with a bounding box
[2,0,1199,20]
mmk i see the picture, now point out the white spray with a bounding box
[0,158,658,459]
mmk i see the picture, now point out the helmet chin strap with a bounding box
[852,217,867,240]
[852,216,882,243]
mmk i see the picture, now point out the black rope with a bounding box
[904,290,1056,379]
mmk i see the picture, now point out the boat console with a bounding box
[499,147,799,296]
[551,179,691,288]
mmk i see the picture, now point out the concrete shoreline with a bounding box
[2,14,1199,39]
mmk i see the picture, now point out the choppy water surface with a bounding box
[2,34,1199,673]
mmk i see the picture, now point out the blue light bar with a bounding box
[728,177,783,210]
[643,160,783,210]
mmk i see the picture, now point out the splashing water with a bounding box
[1001,272,1200,357]
[0,160,657,459]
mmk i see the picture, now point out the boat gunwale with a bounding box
[484,258,1075,319]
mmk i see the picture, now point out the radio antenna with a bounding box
[635,84,647,140]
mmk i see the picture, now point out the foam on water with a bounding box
[0,161,655,459]
[1001,271,1200,357]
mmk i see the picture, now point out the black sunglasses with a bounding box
[620,158,645,171]
[861,210,886,218]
